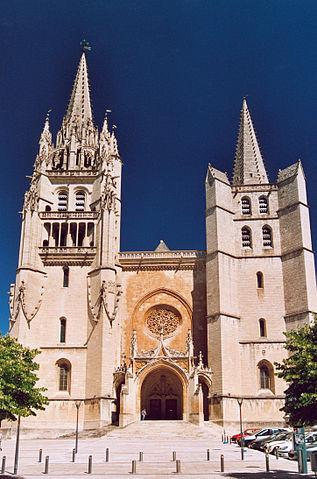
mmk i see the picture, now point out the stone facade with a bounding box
[8,54,317,433]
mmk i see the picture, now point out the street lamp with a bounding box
[237,398,244,461]
[13,414,21,475]
[75,401,82,453]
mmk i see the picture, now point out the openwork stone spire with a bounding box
[65,52,93,126]
[232,98,268,185]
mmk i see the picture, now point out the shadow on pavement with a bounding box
[225,472,314,478]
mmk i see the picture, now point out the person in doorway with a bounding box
[141,408,147,420]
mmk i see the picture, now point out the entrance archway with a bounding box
[141,367,183,420]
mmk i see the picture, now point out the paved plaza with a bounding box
[0,421,316,478]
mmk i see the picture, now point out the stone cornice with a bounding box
[118,250,206,271]
[231,184,277,193]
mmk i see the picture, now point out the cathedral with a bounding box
[9,51,317,433]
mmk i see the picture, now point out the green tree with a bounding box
[275,318,317,426]
[0,335,48,419]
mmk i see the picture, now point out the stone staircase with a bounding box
[107,420,223,438]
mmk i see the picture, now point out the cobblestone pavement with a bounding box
[0,421,315,478]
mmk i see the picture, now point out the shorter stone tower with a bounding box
[205,99,317,426]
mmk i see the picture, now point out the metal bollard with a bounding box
[44,456,49,474]
[176,459,181,474]
[87,455,92,474]
[139,451,143,462]
[131,459,137,474]
[172,451,177,461]
[72,448,76,462]
[1,456,6,474]
[275,447,279,460]
[207,448,210,461]
[106,447,109,462]
[220,454,224,472]
[38,448,43,463]
[240,445,244,461]
[265,452,270,472]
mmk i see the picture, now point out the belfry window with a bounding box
[259,196,269,214]
[259,318,267,337]
[63,266,69,287]
[58,191,68,211]
[241,226,252,248]
[262,226,273,247]
[75,191,85,211]
[60,318,66,343]
[256,272,264,289]
[241,197,251,215]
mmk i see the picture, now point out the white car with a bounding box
[265,432,293,454]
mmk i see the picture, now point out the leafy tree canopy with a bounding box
[0,335,48,418]
[275,318,317,426]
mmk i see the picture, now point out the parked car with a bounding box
[265,432,293,454]
[249,431,288,451]
[288,443,317,461]
[239,428,288,447]
[231,429,260,443]
[276,440,294,458]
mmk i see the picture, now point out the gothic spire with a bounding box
[232,98,268,185]
[65,52,93,126]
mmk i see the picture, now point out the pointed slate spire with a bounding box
[65,52,93,125]
[232,98,268,185]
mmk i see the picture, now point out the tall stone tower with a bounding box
[205,98,317,425]
[9,51,123,429]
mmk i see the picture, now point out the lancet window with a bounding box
[57,359,71,392]
[259,318,267,337]
[60,318,66,342]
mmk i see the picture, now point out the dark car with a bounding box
[239,428,288,447]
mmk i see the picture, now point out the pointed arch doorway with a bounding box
[140,367,183,420]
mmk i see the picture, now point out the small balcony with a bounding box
[39,211,99,220]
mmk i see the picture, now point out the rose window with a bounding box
[146,307,181,337]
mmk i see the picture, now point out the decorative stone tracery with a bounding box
[146,306,181,337]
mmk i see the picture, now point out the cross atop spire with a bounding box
[232,98,268,185]
[65,52,93,126]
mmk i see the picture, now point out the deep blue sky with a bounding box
[1,0,317,333]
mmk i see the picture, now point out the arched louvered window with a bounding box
[242,226,252,248]
[58,190,68,211]
[262,226,273,247]
[259,318,267,337]
[257,272,264,289]
[241,197,251,215]
[259,196,269,214]
[75,190,85,211]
